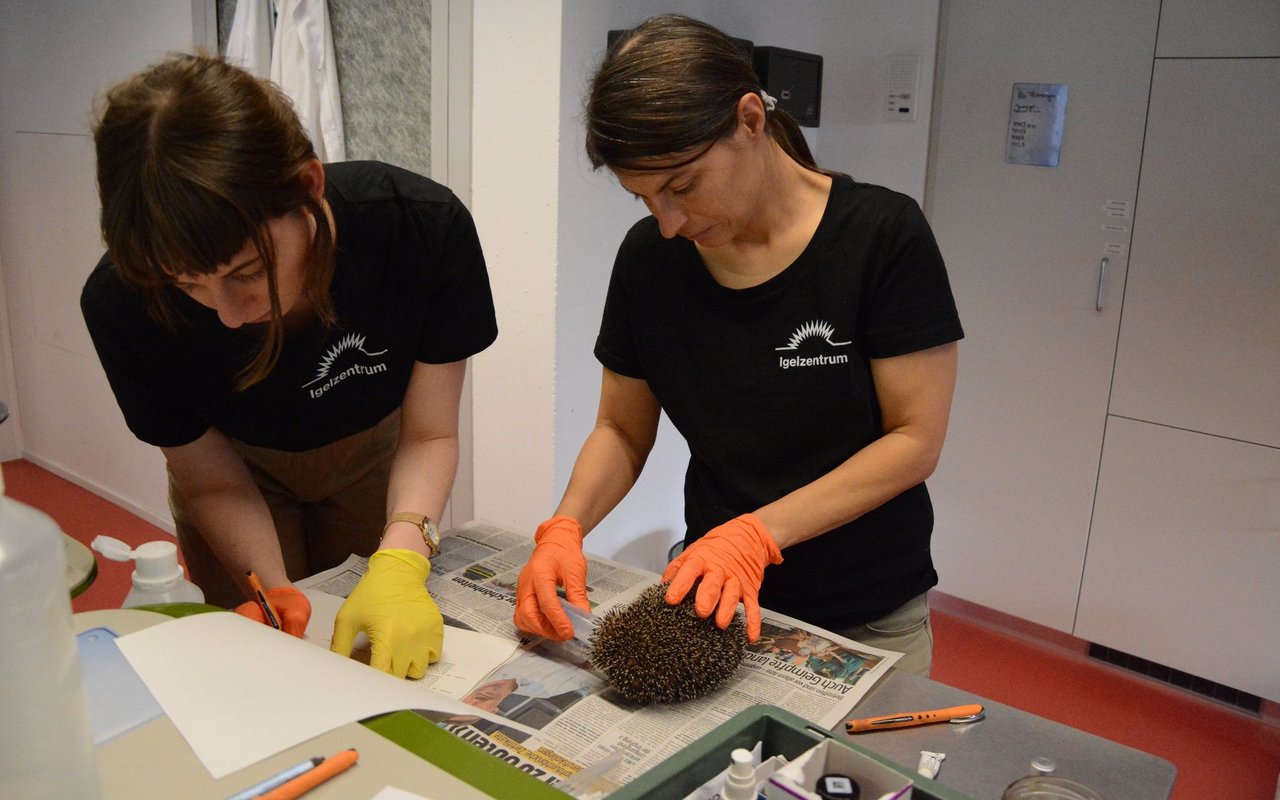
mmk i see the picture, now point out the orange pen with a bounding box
[845,703,985,733]
[246,571,282,630]
[258,748,358,800]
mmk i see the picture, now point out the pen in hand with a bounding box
[845,703,985,733]
[246,571,282,630]
[258,748,358,800]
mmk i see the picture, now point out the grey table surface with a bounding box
[830,669,1176,799]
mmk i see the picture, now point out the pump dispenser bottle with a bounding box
[92,535,204,606]
[722,748,761,800]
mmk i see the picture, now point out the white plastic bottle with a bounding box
[91,535,205,606]
[722,747,761,800]
[0,493,102,799]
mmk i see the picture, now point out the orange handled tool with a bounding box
[845,703,985,733]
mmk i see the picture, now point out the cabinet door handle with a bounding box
[1096,257,1109,311]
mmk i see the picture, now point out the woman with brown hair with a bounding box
[81,54,496,679]
[514,15,962,675]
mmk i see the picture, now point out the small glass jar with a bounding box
[1001,775,1105,800]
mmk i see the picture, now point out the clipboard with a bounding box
[76,626,164,744]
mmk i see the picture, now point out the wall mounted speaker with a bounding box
[753,46,823,127]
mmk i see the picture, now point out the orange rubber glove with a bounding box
[332,549,443,680]
[234,586,312,638]
[662,513,783,643]
[513,516,590,641]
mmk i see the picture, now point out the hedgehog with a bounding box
[589,582,746,704]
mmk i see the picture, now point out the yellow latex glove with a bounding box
[331,549,443,679]
[234,586,312,638]
[662,513,783,643]
[513,516,590,641]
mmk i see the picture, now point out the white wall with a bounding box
[2,1,938,568]
[467,2,563,533]
[550,1,940,570]
[0,1,196,528]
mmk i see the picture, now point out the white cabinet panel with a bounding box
[1110,59,1280,450]
[1156,0,1280,57]
[1077,416,1280,702]
[925,1,1159,631]
[0,129,171,527]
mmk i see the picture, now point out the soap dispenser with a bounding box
[92,535,205,607]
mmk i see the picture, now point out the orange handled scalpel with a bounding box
[845,703,985,733]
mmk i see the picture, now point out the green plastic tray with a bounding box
[365,711,571,799]
[607,705,973,800]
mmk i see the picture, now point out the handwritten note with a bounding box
[1007,83,1068,167]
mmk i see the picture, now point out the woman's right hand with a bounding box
[514,516,590,640]
[234,585,312,638]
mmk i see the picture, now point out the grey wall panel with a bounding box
[329,0,432,176]
[217,0,432,175]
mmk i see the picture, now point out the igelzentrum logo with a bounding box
[302,332,390,398]
[776,319,851,370]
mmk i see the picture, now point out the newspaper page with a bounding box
[300,520,902,793]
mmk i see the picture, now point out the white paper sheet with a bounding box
[301,588,521,699]
[116,612,522,779]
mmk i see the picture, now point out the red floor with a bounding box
[4,457,1279,797]
[2,458,175,613]
[930,605,1280,799]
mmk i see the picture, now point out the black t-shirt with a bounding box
[81,161,498,452]
[594,175,964,629]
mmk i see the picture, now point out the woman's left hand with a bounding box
[332,549,443,679]
[662,514,783,643]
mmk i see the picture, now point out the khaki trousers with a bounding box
[171,411,400,608]
[831,591,934,677]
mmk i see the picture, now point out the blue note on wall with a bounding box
[1007,83,1069,167]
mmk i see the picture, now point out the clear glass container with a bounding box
[1002,775,1105,800]
[0,496,101,798]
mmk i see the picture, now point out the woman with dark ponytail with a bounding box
[515,15,962,675]
[82,54,497,679]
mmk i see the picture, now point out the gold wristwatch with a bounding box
[384,512,441,557]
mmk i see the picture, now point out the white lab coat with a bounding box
[270,0,346,162]
[225,0,273,79]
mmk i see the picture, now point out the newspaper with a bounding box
[298,520,901,794]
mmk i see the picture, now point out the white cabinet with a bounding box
[925,0,1161,632]
[1155,0,1280,57]
[1076,418,1280,701]
[1074,57,1280,701]
[928,2,1280,701]
[1108,58,1280,450]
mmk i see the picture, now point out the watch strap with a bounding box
[384,512,440,556]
